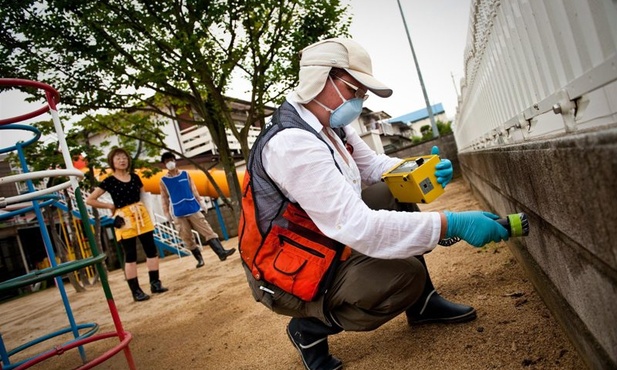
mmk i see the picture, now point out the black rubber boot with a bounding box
[406,255,476,325]
[191,248,205,268]
[287,317,343,370]
[148,270,169,294]
[127,277,150,302]
[208,238,236,261]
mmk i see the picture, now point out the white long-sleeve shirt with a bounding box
[262,97,441,259]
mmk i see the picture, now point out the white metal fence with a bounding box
[456,0,617,152]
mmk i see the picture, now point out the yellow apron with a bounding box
[114,202,154,240]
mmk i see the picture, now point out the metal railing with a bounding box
[456,0,617,152]
[22,186,194,258]
[152,213,204,258]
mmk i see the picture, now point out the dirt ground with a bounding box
[0,178,586,370]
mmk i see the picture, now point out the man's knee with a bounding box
[372,257,426,310]
[361,182,397,210]
[328,256,426,329]
[361,182,421,213]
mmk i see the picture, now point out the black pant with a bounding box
[121,231,158,263]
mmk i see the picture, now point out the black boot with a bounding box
[148,270,169,294]
[287,317,343,370]
[406,255,476,325]
[127,277,150,302]
[207,238,236,261]
[191,248,205,268]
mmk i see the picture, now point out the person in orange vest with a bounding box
[159,151,235,268]
[86,147,168,302]
[239,38,509,370]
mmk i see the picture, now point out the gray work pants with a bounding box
[175,211,218,250]
[245,182,426,332]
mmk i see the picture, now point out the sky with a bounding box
[344,0,472,120]
[0,0,472,148]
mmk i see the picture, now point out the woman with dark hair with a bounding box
[86,147,168,302]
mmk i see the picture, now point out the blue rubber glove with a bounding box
[431,146,453,188]
[444,211,510,247]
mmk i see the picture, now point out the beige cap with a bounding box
[290,38,393,103]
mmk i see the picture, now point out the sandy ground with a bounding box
[0,179,586,370]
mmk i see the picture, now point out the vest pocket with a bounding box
[257,224,339,301]
[279,235,326,258]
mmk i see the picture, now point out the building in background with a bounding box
[87,96,275,165]
[388,103,447,137]
[369,103,448,154]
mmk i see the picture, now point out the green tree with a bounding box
[236,0,351,157]
[0,0,350,225]
[80,111,165,177]
[420,124,432,140]
[436,120,453,136]
[417,120,452,142]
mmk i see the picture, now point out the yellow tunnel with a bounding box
[91,168,245,198]
[141,169,245,197]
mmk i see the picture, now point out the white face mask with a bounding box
[314,76,364,128]
[165,161,176,170]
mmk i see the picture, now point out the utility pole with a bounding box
[451,71,460,99]
[396,0,439,138]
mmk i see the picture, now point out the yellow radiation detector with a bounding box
[381,155,444,204]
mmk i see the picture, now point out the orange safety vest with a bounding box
[238,102,351,301]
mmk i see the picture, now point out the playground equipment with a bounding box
[0,79,135,369]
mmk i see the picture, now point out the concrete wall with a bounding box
[458,127,617,369]
[204,205,237,240]
[454,1,617,367]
